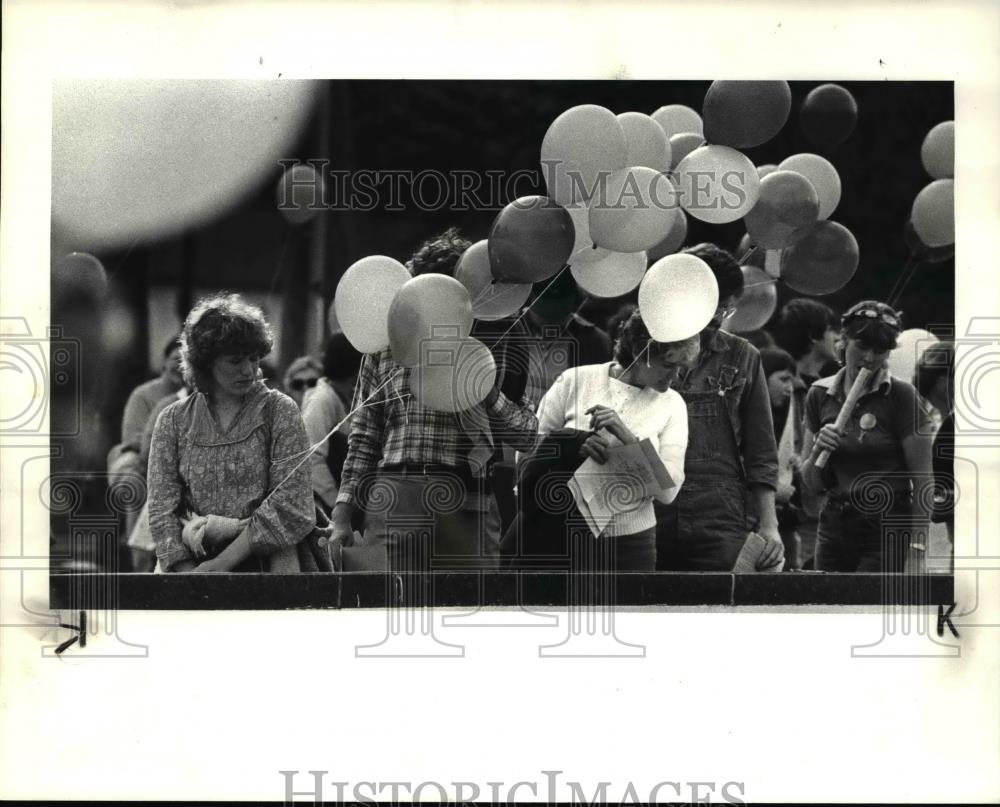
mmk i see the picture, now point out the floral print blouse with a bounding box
[147,381,315,571]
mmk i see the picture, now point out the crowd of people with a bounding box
[106,230,955,577]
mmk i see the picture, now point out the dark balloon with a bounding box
[702,81,792,149]
[488,196,575,283]
[799,83,858,148]
[780,220,859,295]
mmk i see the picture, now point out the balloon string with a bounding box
[744,279,778,290]
[886,253,922,308]
[617,338,653,378]
[491,264,571,345]
[265,367,404,500]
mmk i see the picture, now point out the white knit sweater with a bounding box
[535,362,688,537]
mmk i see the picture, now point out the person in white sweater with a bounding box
[534,308,698,570]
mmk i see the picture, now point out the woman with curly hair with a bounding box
[521,307,697,571]
[801,300,934,573]
[147,293,321,573]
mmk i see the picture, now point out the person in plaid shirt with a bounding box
[329,228,539,570]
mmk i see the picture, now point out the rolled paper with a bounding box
[816,367,872,469]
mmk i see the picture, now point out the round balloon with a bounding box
[335,256,411,354]
[54,252,109,302]
[779,153,841,220]
[410,337,497,413]
[566,203,593,253]
[799,83,858,148]
[455,240,531,321]
[488,196,575,283]
[387,274,474,367]
[904,218,954,264]
[569,246,648,299]
[651,104,704,138]
[780,221,859,295]
[911,179,954,248]
[52,80,318,250]
[616,111,672,172]
[668,132,705,170]
[702,80,792,149]
[675,145,760,224]
[276,163,322,225]
[888,329,939,384]
[723,266,778,332]
[757,164,779,180]
[638,253,719,342]
[541,105,628,206]
[588,167,680,252]
[742,170,820,249]
[646,210,689,263]
[921,121,954,180]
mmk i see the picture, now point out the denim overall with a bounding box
[656,334,766,570]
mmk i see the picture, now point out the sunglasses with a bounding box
[843,306,902,329]
[289,377,319,392]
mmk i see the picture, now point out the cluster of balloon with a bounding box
[910,121,955,249]
[674,145,760,224]
[638,253,719,342]
[723,265,778,333]
[333,252,496,414]
[588,167,679,252]
[780,220,860,295]
[798,83,859,149]
[276,163,323,225]
[455,240,531,321]
[888,328,940,383]
[779,154,841,220]
[743,170,820,249]
[541,105,628,207]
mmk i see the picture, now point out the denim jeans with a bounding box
[814,498,913,573]
[571,528,657,572]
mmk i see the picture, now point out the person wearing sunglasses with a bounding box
[656,243,783,572]
[283,355,322,409]
[800,301,934,573]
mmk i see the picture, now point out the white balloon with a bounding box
[921,121,954,180]
[411,337,497,413]
[52,80,318,249]
[888,329,939,384]
[652,104,704,138]
[617,111,672,172]
[779,153,842,220]
[541,105,628,206]
[588,167,680,252]
[334,256,411,353]
[675,145,760,224]
[569,246,648,299]
[668,133,705,170]
[638,253,719,342]
[455,240,531,321]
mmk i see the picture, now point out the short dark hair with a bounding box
[841,300,903,352]
[163,334,182,358]
[775,299,840,359]
[760,347,797,378]
[614,308,700,369]
[742,329,776,351]
[409,227,472,277]
[322,332,363,381]
[683,242,743,301]
[180,293,273,393]
[914,341,954,399]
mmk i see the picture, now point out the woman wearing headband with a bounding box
[800,301,934,573]
[147,293,319,573]
[525,308,698,571]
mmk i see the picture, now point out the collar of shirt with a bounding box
[816,367,892,400]
[189,382,270,446]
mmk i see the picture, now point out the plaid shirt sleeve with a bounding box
[484,389,539,452]
[336,352,384,510]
